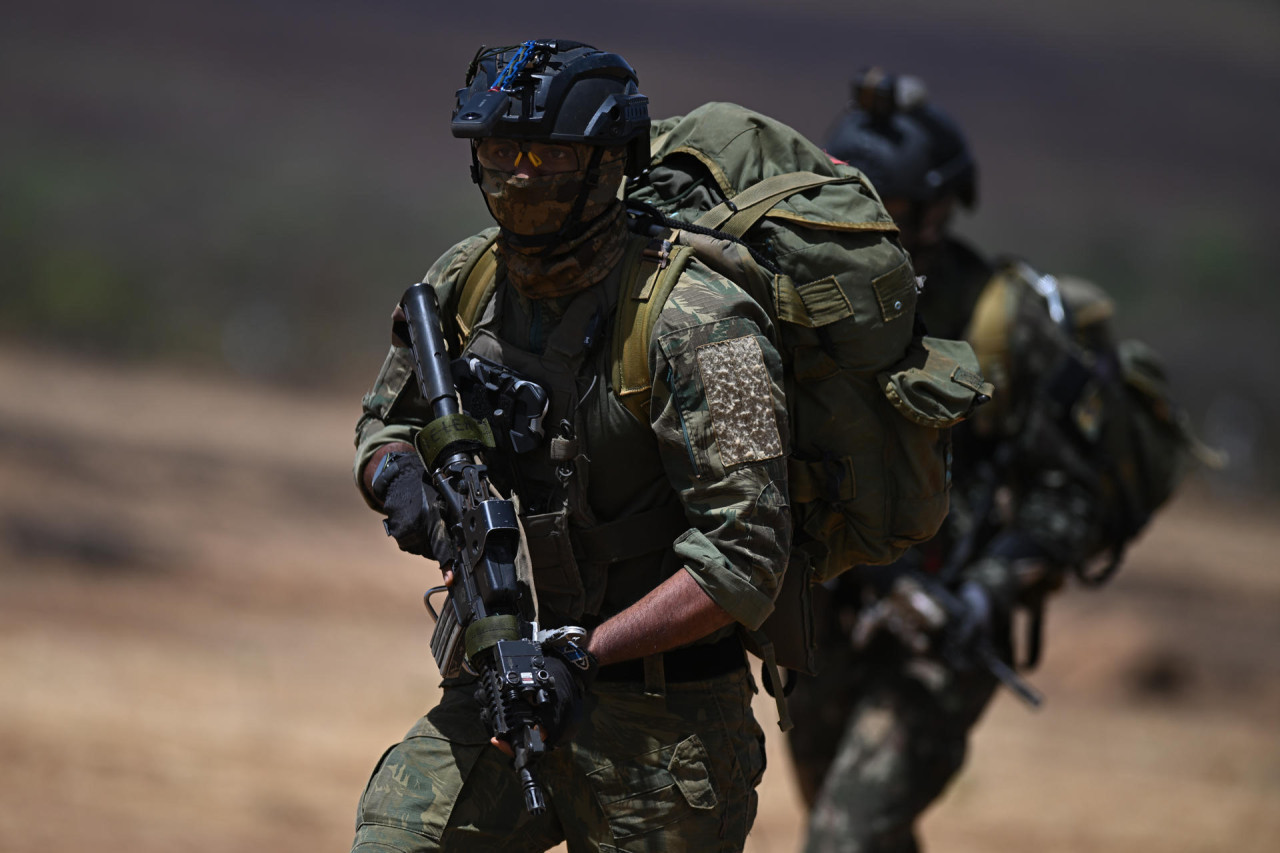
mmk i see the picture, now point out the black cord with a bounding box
[625,199,782,276]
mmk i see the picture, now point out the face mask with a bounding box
[479,155,626,238]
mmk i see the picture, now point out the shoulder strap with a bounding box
[693,171,857,238]
[612,172,849,422]
[454,233,503,340]
[612,235,697,422]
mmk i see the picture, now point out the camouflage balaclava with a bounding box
[479,144,629,300]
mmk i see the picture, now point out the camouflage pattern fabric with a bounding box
[479,145,626,238]
[497,201,629,300]
[352,224,788,851]
[352,669,765,853]
[788,234,1180,851]
[355,232,790,631]
[480,144,629,299]
[787,633,995,853]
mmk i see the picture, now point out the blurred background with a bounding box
[2,1,1277,850]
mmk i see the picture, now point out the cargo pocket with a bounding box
[587,734,719,840]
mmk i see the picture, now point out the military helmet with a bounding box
[825,68,977,209]
[452,40,651,176]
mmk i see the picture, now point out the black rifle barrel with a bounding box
[401,282,460,419]
[394,280,549,815]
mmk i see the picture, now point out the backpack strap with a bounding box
[612,235,697,423]
[454,233,503,340]
[693,171,858,238]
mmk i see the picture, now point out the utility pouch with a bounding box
[878,335,993,429]
[521,509,586,623]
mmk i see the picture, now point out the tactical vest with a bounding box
[449,233,694,629]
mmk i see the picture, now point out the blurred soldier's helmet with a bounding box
[825,68,977,209]
[452,40,650,241]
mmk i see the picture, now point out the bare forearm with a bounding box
[586,568,735,666]
[360,441,416,506]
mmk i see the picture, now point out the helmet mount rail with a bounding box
[452,39,650,177]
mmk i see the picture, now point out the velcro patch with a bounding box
[696,335,783,467]
[951,365,987,393]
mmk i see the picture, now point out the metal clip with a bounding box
[554,419,576,484]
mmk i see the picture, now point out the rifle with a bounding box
[398,281,568,815]
[852,569,1043,708]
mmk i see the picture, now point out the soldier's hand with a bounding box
[535,642,599,748]
[878,574,948,654]
[373,451,451,561]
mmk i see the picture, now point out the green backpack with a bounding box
[968,260,1220,585]
[627,103,990,579]
[451,103,990,692]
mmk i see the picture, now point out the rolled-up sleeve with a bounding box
[647,261,791,629]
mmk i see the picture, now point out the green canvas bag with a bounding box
[450,103,991,694]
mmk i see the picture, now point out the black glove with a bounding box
[536,641,599,748]
[373,451,450,561]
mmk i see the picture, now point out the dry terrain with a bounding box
[1,346,1276,852]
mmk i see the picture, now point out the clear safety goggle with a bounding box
[475,139,581,174]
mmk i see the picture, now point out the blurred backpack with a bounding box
[967,259,1219,585]
[450,103,991,697]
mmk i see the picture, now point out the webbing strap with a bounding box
[456,237,502,338]
[693,171,854,238]
[746,628,794,732]
[464,614,520,661]
[772,274,813,327]
[643,654,666,698]
[613,241,697,423]
[415,413,495,468]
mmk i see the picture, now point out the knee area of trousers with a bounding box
[352,824,434,853]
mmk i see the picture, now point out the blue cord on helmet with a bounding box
[489,41,537,92]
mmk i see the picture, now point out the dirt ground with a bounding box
[1,346,1276,852]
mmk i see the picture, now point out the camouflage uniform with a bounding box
[351,228,790,852]
[789,234,1179,853]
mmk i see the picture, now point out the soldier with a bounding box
[349,41,789,852]
[786,68,1201,852]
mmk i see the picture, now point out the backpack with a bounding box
[631,103,989,570]
[968,259,1217,585]
[449,103,990,699]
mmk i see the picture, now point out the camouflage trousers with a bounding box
[786,630,997,853]
[352,668,766,853]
